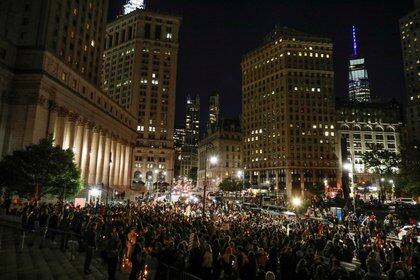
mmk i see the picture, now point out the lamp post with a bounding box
[344,161,356,212]
[237,170,245,203]
[203,143,217,217]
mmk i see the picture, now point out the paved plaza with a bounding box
[0,219,126,280]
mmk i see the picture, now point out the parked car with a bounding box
[395,198,417,206]
[262,205,286,216]
[397,225,420,242]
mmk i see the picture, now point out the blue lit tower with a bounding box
[348,26,371,102]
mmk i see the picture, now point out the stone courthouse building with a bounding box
[0,0,137,190]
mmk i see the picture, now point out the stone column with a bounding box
[102,136,111,185]
[73,120,85,166]
[53,108,67,148]
[113,141,121,187]
[88,127,100,185]
[81,123,93,183]
[300,170,305,197]
[118,144,126,187]
[63,114,77,150]
[286,168,292,199]
[95,132,105,184]
[123,145,131,187]
[108,139,116,187]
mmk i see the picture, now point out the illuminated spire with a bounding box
[123,0,145,15]
[352,25,358,57]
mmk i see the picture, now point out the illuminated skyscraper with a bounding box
[103,9,181,187]
[400,1,420,142]
[185,95,200,147]
[179,95,200,178]
[348,26,371,102]
[207,92,220,130]
[242,26,340,198]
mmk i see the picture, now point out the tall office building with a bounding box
[185,95,200,147]
[197,116,242,189]
[348,26,371,102]
[242,26,340,197]
[208,92,220,130]
[400,1,420,142]
[0,0,136,190]
[173,127,185,178]
[0,0,107,86]
[103,8,181,187]
[178,95,200,178]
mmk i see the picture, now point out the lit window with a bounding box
[166,33,172,39]
[324,131,329,136]
[91,40,95,47]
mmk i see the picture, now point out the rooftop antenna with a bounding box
[352,25,358,57]
[123,0,145,15]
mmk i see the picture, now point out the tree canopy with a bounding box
[362,144,401,176]
[397,142,420,196]
[0,138,82,198]
[218,177,243,192]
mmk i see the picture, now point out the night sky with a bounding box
[109,0,414,129]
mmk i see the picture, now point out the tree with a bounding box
[397,141,420,197]
[218,177,242,192]
[0,137,82,199]
[362,144,401,201]
[188,167,198,183]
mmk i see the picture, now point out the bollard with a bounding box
[21,231,26,251]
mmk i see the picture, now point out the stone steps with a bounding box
[0,220,127,280]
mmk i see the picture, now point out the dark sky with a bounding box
[109,0,414,128]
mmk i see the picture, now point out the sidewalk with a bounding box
[0,216,128,280]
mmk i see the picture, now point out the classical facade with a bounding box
[103,9,181,188]
[400,1,420,142]
[241,26,340,198]
[337,101,403,186]
[197,117,242,189]
[0,0,137,191]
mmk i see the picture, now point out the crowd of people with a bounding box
[0,194,419,280]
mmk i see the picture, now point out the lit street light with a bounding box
[291,197,302,207]
[203,143,217,217]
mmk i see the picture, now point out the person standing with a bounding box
[106,227,122,280]
[84,223,97,274]
[129,239,146,280]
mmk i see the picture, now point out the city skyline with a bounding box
[110,0,413,130]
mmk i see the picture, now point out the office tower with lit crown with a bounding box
[348,26,371,102]
[400,1,420,142]
[102,4,181,187]
[178,95,200,178]
[0,0,136,190]
[241,26,340,198]
[173,127,186,177]
[207,92,220,130]
[185,95,200,147]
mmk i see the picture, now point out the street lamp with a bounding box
[291,197,302,207]
[343,160,356,211]
[237,170,246,203]
[203,143,217,217]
